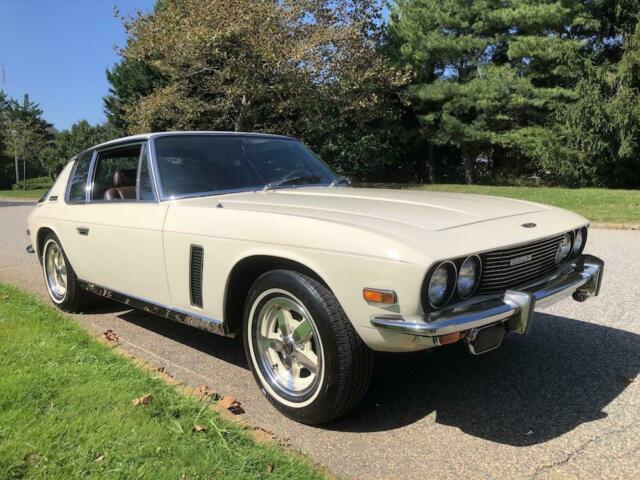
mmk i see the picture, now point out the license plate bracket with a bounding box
[466,323,506,355]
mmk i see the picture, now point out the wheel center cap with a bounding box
[283,338,295,355]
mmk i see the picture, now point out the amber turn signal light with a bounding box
[363,288,397,305]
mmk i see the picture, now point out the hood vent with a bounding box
[190,245,204,308]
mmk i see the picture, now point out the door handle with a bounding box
[77,227,89,236]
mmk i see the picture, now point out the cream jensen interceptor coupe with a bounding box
[27,132,604,424]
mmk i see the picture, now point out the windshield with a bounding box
[154,134,336,198]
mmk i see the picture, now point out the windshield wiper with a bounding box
[329,176,351,187]
[263,175,323,191]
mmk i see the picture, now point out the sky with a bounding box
[0,0,156,131]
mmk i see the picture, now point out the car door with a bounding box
[65,141,171,304]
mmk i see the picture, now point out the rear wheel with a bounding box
[41,233,92,312]
[243,270,373,424]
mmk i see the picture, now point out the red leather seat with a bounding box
[103,171,136,200]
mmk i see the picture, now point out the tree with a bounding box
[104,58,164,135]
[40,120,117,177]
[388,0,598,184]
[110,0,408,179]
[537,18,640,187]
[1,94,52,187]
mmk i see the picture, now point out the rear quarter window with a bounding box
[67,151,93,203]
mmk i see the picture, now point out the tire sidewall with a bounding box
[41,232,83,311]
[243,271,343,423]
[42,236,68,305]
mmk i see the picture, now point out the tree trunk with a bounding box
[425,143,437,183]
[14,153,19,185]
[235,94,249,132]
[463,153,475,185]
[234,111,244,132]
[23,156,27,190]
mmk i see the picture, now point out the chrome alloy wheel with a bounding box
[43,239,67,303]
[253,292,323,402]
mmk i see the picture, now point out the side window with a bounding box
[137,146,155,200]
[67,151,93,203]
[91,145,141,201]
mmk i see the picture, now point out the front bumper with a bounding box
[370,254,604,340]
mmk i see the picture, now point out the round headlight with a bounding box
[572,227,587,255]
[427,261,456,308]
[457,255,481,298]
[555,232,573,263]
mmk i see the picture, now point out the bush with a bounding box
[11,176,53,190]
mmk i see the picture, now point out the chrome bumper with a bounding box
[370,254,604,339]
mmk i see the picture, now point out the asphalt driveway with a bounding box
[1,199,638,479]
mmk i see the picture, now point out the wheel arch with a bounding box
[36,226,60,264]
[223,254,333,335]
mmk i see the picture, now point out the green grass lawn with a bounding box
[0,189,47,200]
[0,284,325,480]
[405,184,640,224]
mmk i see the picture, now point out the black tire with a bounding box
[243,269,374,424]
[41,232,93,312]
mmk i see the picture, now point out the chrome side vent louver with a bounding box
[190,245,204,308]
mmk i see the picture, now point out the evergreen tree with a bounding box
[388,0,598,183]
[538,18,640,187]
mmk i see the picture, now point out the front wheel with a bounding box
[243,270,373,424]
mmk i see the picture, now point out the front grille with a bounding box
[478,235,563,294]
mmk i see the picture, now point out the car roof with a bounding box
[92,131,295,151]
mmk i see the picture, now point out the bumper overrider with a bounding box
[371,254,604,352]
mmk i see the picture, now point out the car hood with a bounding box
[192,187,549,232]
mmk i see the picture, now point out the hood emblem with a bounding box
[522,223,537,228]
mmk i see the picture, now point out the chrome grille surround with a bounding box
[478,234,564,294]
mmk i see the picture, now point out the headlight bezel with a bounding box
[555,231,574,263]
[457,255,482,299]
[572,226,588,257]
[425,260,457,309]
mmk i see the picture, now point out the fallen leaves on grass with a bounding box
[131,394,153,406]
[193,385,220,400]
[251,426,275,442]
[219,396,244,414]
[266,463,274,473]
[94,454,106,463]
[102,329,119,342]
[192,424,208,433]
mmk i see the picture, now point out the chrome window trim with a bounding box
[86,141,159,204]
[148,136,165,201]
[64,150,96,204]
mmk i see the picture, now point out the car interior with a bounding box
[91,145,141,201]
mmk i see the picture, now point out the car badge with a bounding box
[521,223,537,228]
[510,254,533,266]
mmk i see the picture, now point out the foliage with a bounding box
[109,0,409,179]
[0,92,53,188]
[104,58,165,134]
[535,20,640,187]
[388,0,600,184]
[40,120,117,177]
[5,1,640,188]
[10,176,52,190]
